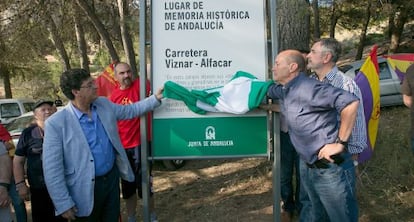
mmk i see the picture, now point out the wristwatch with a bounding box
[335,137,348,147]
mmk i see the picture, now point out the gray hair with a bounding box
[317,38,342,63]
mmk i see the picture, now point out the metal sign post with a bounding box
[139,0,151,221]
[269,0,280,221]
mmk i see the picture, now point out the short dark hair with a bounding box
[317,38,342,63]
[60,69,91,100]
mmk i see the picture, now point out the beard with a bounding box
[122,77,132,86]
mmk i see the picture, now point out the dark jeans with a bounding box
[9,177,27,222]
[299,152,358,222]
[74,166,120,222]
[280,131,301,213]
[30,187,66,222]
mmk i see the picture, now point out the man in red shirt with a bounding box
[110,62,156,222]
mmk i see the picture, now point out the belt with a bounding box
[306,154,344,169]
[95,165,115,180]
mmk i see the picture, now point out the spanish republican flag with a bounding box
[95,63,119,97]
[355,45,380,163]
[383,53,414,83]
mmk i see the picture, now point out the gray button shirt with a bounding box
[267,73,358,163]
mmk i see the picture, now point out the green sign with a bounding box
[151,0,268,159]
[153,116,268,158]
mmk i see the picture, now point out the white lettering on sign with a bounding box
[164,1,204,10]
[152,0,267,118]
[187,140,234,148]
[165,48,208,58]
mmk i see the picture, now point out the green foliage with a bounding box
[11,59,63,100]
[93,48,112,68]
[364,33,387,45]
[338,6,366,30]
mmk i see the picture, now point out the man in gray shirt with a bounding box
[266,49,359,222]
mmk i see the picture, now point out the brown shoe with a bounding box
[280,211,293,222]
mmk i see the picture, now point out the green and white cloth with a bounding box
[163,71,272,114]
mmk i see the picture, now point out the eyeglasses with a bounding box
[80,80,96,89]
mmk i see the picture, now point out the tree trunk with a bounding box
[388,10,407,53]
[0,66,12,98]
[329,0,337,38]
[387,11,395,38]
[73,3,89,72]
[117,0,137,77]
[3,68,12,98]
[45,13,71,71]
[75,0,120,62]
[355,1,372,60]
[277,0,310,52]
[312,0,320,40]
[0,39,12,98]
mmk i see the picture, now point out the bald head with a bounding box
[281,50,306,72]
[272,50,306,85]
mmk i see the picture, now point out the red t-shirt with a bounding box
[0,124,11,141]
[110,79,152,149]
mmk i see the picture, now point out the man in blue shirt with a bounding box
[267,49,360,222]
[42,68,163,221]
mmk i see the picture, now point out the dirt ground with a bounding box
[16,156,414,222]
[148,158,275,222]
[17,158,275,222]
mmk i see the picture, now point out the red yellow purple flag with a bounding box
[383,53,414,83]
[95,62,119,97]
[354,45,380,163]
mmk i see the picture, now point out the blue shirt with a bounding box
[267,73,358,164]
[310,66,367,154]
[70,103,115,176]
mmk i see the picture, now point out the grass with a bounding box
[358,105,414,222]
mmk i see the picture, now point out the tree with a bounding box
[73,2,90,72]
[0,1,58,98]
[328,0,343,38]
[385,0,414,53]
[118,0,137,76]
[44,12,71,71]
[75,0,120,62]
[355,0,373,60]
[0,38,13,98]
[277,0,311,51]
[312,0,321,40]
